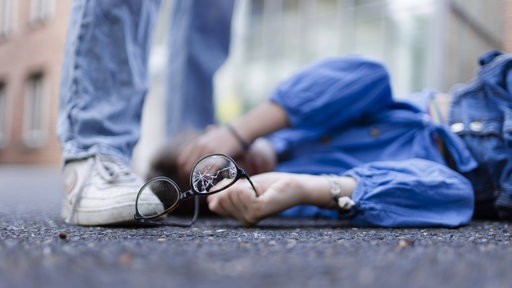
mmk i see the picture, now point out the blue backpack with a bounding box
[448,50,512,219]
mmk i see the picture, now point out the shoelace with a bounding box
[96,155,136,184]
[66,155,136,223]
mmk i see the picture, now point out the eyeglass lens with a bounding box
[137,177,180,218]
[136,154,239,219]
[191,154,238,194]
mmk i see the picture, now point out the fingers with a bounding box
[244,138,277,175]
[207,173,308,226]
[177,126,245,178]
[207,194,230,217]
[177,136,210,176]
[207,181,262,226]
[178,134,215,175]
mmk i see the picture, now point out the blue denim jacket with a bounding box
[448,50,512,219]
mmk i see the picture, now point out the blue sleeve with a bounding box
[270,56,393,136]
[344,158,474,227]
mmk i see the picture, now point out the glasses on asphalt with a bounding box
[134,153,258,227]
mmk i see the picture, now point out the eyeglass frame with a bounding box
[134,153,258,226]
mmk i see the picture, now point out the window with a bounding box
[0,0,13,37]
[0,82,6,147]
[29,0,55,25]
[23,73,48,148]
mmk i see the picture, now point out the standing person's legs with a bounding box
[165,0,235,136]
[57,0,162,225]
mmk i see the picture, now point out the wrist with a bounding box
[291,174,333,207]
[226,123,250,152]
[324,175,355,210]
[231,101,289,145]
[292,174,356,210]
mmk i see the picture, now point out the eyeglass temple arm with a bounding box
[243,174,259,198]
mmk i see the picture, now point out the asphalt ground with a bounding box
[1,165,512,288]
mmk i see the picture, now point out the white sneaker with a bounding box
[61,155,163,226]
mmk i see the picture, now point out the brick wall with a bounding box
[0,1,70,165]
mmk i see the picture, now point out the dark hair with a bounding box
[146,130,214,216]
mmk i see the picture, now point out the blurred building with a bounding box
[0,0,69,165]
[215,0,512,115]
[0,0,510,167]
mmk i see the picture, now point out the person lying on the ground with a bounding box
[145,55,477,228]
[201,51,512,225]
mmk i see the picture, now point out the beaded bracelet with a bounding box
[226,123,250,151]
[325,175,355,210]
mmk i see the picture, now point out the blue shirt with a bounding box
[265,56,476,227]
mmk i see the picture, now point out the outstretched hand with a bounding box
[206,173,302,226]
[177,125,244,178]
[206,172,334,226]
[177,101,289,177]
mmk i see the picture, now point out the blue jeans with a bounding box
[448,50,512,219]
[57,0,234,163]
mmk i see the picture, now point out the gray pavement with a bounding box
[1,165,512,288]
